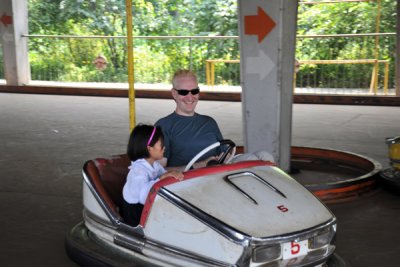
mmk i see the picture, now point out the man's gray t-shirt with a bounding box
[155,112,223,167]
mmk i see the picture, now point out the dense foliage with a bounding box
[27,0,239,84]
[296,0,397,89]
[27,0,396,89]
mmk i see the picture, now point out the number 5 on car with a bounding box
[283,240,308,260]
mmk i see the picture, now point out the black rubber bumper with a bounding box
[65,221,157,267]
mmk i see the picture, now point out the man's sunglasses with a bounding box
[173,88,200,96]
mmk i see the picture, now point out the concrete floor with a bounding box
[1,92,400,267]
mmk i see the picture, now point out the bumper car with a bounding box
[66,140,338,266]
[380,136,400,192]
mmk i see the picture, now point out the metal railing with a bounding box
[0,43,4,80]
[24,34,240,86]
[3,33,394,95]
[295,33,396,94]
[296,59,390,95]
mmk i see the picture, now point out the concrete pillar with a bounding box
[396,0,400,96]
[238,1,298,171]
[0,0,30,85]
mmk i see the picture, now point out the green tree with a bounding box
[296,0,396,88]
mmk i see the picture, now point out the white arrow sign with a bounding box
[1,31,14,43]
[246,50,275,80]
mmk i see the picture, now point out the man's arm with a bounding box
[158,156,218,171]
[158,157,184,171]
[158,157,168,168]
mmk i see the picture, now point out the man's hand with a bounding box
[192,155,219,169]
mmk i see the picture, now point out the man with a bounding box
[93,55,108,71]
[155,69,223,169]
[295,59,300,74]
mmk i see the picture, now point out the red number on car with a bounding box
[277,205,289,212]
[291,241,300,254]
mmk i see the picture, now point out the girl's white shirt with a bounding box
[123,158,166,204]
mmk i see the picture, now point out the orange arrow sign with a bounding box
[244,6,276,43]
[1,13,12,27]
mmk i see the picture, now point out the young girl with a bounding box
[122,124,183,226]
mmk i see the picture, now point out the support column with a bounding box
[238,1,298,171]
[396,0,400,96]
[0,0,30,85]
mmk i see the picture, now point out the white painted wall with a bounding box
[0,0,30,85]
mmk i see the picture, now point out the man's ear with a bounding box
[171,88,177,98]
[171,89,178,101]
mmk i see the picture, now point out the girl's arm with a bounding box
[160,170,184,181]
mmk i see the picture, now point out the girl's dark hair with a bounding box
[127,124,164,161]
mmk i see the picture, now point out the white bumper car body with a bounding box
[72,141,337,267]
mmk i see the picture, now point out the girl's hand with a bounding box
[160,171,184,181]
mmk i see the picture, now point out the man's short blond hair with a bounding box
[172,69,198,88]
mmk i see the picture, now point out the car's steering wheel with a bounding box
[184,139,236,172]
